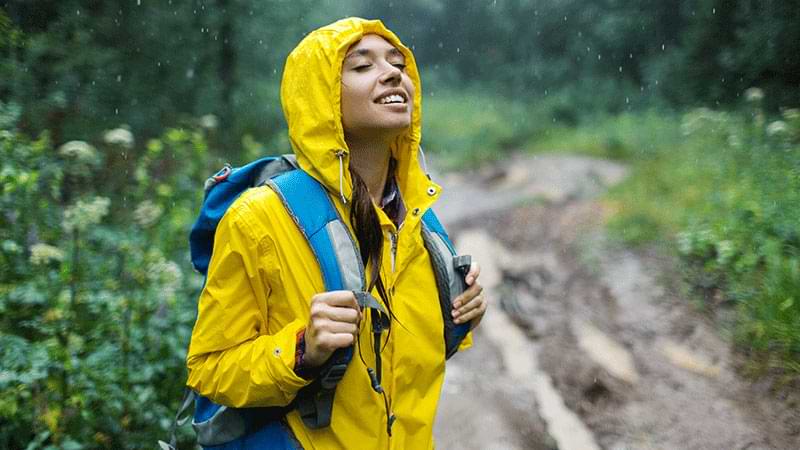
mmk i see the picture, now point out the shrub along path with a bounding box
[433,154,798,450]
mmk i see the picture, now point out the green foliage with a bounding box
[0,0,359,154]
[604,96,800,373]
[367,0,800,110]
[422,89,539,168]
[525,110,683,161]
[421,88,649,169]
[0,109,216,448]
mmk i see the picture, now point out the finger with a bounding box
[319,305,361,324]
[315,290,359,309]
[454,295,487,324]
[453,291,483,319]
[316,332,356,351]
[323,320,359,335]
[466,261,481,285]
[453,296,482,318]
[452,282,483,309]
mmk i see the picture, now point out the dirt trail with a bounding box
[433,154,799,450]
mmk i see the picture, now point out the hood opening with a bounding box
[280,17,430,208]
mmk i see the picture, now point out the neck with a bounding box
[346,135,392,204]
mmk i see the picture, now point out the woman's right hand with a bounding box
[303,291,362,368]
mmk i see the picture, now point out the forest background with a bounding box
[1,1,798,448]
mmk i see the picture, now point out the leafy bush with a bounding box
[606,93,800,373]
[0,103,216,448]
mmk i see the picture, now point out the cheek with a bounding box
[340,85,358,123]
[404,79,416,107]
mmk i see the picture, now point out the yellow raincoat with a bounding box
[186,17,470,449]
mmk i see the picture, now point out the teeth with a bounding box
[379,94,405,104]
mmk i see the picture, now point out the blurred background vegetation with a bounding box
[0,0,798,448]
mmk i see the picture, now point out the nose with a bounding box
[379,64,402,85]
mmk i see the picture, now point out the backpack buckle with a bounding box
[319,363,347,389]
[213,165,232,182]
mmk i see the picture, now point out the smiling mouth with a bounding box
[376,94,407,105]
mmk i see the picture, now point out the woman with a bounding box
[186,17,487,449]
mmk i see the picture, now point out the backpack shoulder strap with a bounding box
[267,169,365,429]
[188,158,368,446]
[420,209,471,359]
[267,169,365,294]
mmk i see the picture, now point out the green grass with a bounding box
[422,90,535,169]
[595,107,800,376]
[523,111,683,161]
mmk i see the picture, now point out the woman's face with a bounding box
[341,34,415,139]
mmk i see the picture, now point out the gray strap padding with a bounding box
[325,220,364,291]
[254,154,298,187]
[421,223,467,359]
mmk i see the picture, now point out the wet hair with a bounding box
[348,166,392,316]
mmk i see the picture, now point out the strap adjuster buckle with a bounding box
[319,363,347,389]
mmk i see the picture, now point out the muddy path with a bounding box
[432,154,799,450]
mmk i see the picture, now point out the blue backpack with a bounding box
[160,155,470,450]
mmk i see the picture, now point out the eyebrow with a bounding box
[345,47,404,60]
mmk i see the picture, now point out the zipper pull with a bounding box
[389,231,398,273]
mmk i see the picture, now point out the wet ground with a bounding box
[432,154,799,450]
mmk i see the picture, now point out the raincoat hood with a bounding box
[280,17,434,209]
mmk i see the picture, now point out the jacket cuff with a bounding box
[264,319,313,396]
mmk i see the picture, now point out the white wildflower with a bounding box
[766,120,788,137]
[59,140,99,164]
[715,240,736,266]
[681,108,727,136]
[782,108,800,122]
[200,114,219,130]
[727,133,742,148]
[63,197,111,233]
[103,127,134,148]
[133,200,163,228]
[744,87,764,103]
[147,255,183,297]
[29,243,65,265]
[2,240,21,254]
[676,231,694,256]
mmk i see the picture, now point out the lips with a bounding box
[374,90,408,105]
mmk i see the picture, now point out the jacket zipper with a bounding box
[389,231,398,274]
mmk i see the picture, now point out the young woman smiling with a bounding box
[186,18,487,449]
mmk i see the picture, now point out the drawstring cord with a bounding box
[418,145,431,180]
[335,149,347,204]
[357,307,396,437]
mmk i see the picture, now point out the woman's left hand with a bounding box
[452,262,487,330]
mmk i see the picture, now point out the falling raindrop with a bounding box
[619,66,623,73]
[661,44,665,50]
